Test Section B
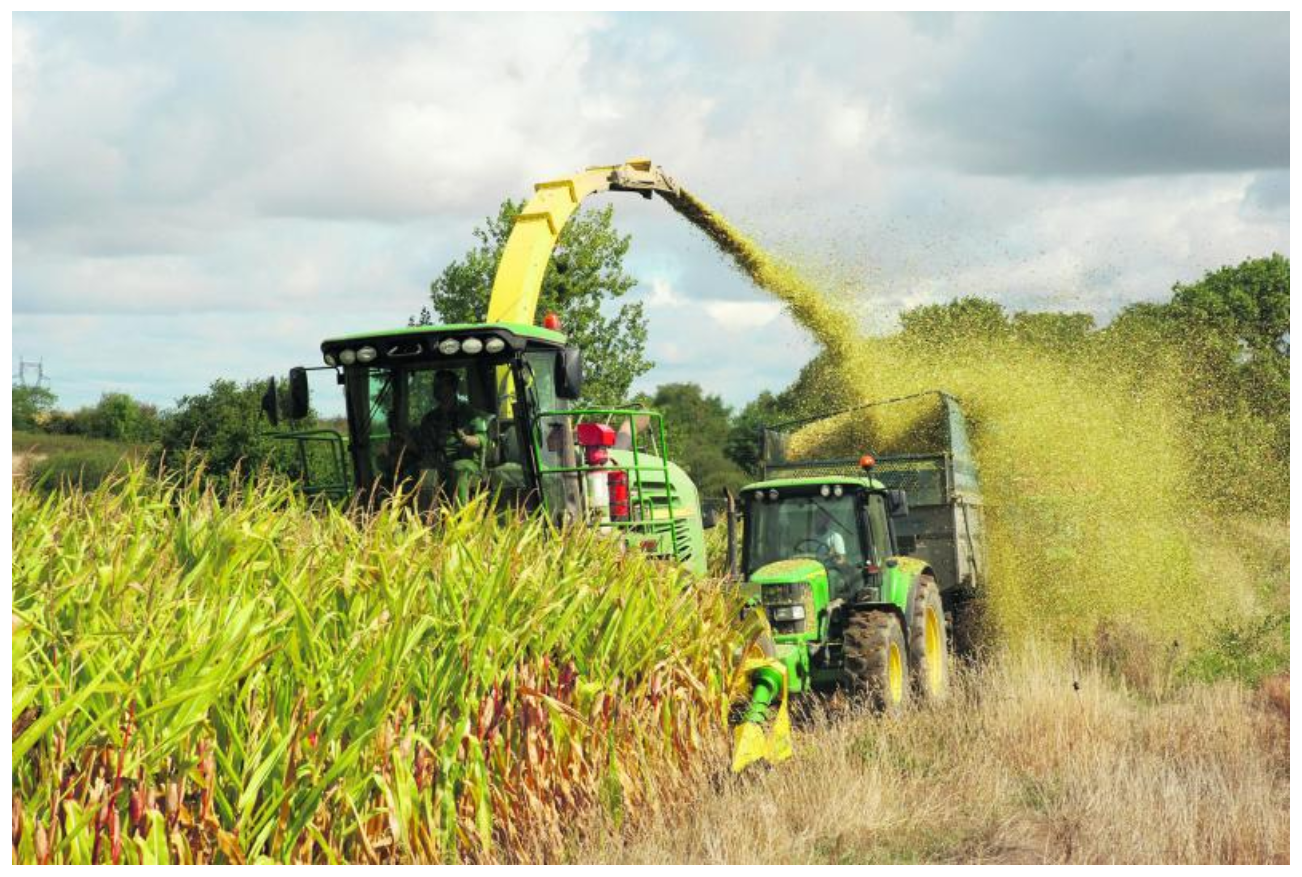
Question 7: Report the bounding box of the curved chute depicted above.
[485,159,680,326]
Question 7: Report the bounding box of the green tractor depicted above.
[264,319,709,576]
[729,392,986,756]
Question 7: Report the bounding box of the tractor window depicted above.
[866,494,891,564]
[523,350,581,521]
[352,359,531,501]
[745,493,866,575]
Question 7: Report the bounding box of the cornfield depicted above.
[11,466,747,863]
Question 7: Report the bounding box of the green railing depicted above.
[267,429,352,499]
[531,408,685,563]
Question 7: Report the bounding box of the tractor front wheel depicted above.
[843,610,909,715]
[908,576,949,701]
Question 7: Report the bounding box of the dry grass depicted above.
[573,648,1290,864]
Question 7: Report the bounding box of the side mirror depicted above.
[556,347,584,400]
[260,377,280,426]
[287,367,310,421]
[886,488,909,518]
[701,505,719,529]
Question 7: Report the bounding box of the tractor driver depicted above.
[814,513,854,589]
[403,369,489,504]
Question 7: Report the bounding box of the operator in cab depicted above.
[814,513,855,589]
[400,369,489,504]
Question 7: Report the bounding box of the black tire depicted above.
[843,610,909,714]
[908,575,949,701]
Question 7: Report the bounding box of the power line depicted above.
[14,356,51,389]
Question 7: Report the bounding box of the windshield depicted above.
[744,492,865,575]
[345,356,532,505]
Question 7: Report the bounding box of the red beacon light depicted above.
[576,422,616,465]
[542,312,562,331]
[859,454,876,471]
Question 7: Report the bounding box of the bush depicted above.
[12,383,56,431]
[156,378,310,479]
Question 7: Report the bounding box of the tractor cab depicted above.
[739,476,902,646]
[319,322,582,511]
[264,320,709,574]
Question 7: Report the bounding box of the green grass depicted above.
[13,430,146,492]
[12,466,745,863]
[12,429,141,458]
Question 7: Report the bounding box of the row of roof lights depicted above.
[324,336,506,367]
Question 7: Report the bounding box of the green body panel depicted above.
[322,321,567,347]
[880,555,930,614]
[606,448,708,577]
[749,558,829,694]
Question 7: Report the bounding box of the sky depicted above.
[11,11,1290,414]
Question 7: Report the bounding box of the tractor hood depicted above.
[749,557,827,587]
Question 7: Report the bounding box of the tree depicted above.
[157,379,312,479]
[635,382,748,497]
[13,384,57,431]
[84,392,161,443]
[725,390,789,477]
[1010,311,1096,352]
[899,296,1010,347]
[425,200,652,405]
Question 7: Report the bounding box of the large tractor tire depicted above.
[843,610,909,715]
[907,575,949,701]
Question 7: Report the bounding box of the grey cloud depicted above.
[1243,170,1290,215]
[901,13,1288,177]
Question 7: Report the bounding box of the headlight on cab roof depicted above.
[339,349,357,365]
[461,337,484,354]
[484,337,506,354]
[437,338,461,355]
[323,353,337,367]
[357,346,377,363]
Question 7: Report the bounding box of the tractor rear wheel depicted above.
[843,610,909,714]
[908,576,949,701]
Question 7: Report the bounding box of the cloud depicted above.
[899,13,1289,177]
[10,12,1290,411]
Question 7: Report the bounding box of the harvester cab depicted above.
[728,391,987,769]
[261,160,709,576]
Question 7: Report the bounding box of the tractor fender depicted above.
[880,556,933,622]
[849,601,907,628]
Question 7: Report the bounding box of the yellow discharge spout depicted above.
[486,159,680,326]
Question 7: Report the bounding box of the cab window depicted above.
[866,493,891,563]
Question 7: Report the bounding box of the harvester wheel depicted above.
[843,610,908,714]
[908,576,948,701]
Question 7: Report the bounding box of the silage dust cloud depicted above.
[669,187,1244,649]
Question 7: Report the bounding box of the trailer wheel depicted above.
[843,610,908,714]
[908,576,949,701]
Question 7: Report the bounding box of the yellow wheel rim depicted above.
[887,641,904,704]
[925,606,944,693]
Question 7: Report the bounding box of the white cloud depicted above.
[10,12,1290,410]
[702,300,783,331]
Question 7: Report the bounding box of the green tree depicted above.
[157,379,312,479]
[425,200,652,405]
[84,392,161,443]
[1169,254,1289,420]
[13,384,57,431]
[1011,311,1096,352]
[635,382,748,497]
[725,390,789,477]
[899,296,1010,347]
